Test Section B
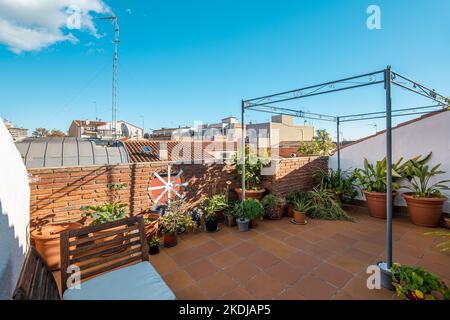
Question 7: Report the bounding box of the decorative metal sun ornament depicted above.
[148,165,188,206]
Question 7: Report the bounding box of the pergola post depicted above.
[241,100,246,204]
[384,66,393,269]
[336,117,341,172]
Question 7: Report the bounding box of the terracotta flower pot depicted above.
[266,205,284,220]
[445,218,450,229]
[364,191,397,219]
[293,210,306,224]
[94,225,128,257]
[250,218,259,228]
[164,233,178,247]
[403,193,447,227]
[235,188,265,201]
[286,204,295,218]
[31,222,83,270]
[215,210,225,223]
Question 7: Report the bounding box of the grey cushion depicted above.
[62,261,176,300]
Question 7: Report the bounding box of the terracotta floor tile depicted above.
[293,275,338,300]
[148,252,180,275]
[341,276,395,300]
[175,284,209,300]
[225,259,262,283]
[172,247,204,267]
[265,261,306,286]
[212,233,242,248]
[194,241,223,256]
[264,228,293,241]
[275,288,308,300]
[312,263,353,288]
[328,254,367,274]
[183,258,219,281]
[299,242,336,261]
[285,251,322,271]
[267,242,298,258]
[230,242,260,258]
[244,273,285,300]
[163,269,195,292]
[247,250,281,269]
[222,286,256,300]
[197,271,239,299]
[207,249,241,269]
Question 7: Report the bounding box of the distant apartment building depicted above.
[150,126,192,140]
[3,119,28,141]
[68,120,143,140]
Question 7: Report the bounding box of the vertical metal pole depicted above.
[241,100,246,204]
[336,117,341,172]
[385,66,393,269]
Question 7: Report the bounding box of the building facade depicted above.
[68,120,143,140]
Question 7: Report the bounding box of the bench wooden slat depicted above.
[69,232,140,255]
[78,247,143,272]
[68,225,139,246]
[80,255,144,281]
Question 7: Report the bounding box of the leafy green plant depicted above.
[307,186,354,221]
[159,201,197,235]
[203,194,228,220]
[286,191,310,205]
[232,145,269,190]
[403,153,450,198]
[292,197,313,213]
[391,264,450,300]
[232,199,265,221]
[313,168,357,202]
[81,183,128,225]
[353,157,406,193]
[261,194,286,210]
[299,129,335,156]
[149,236,160,247]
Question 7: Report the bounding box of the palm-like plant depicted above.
[292,197,313,213]
[403,153,450,198]
[313,168,357,202]
[353,157,406,193]
[203,194,228,220]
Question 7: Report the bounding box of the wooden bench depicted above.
[14,216,175,300]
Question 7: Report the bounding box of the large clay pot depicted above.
[364,191,397,219]
[286,204,295,218]
[164,233,178,247]
[403,193,447,227]
[94,225,128,257]
[235,188,265,201]
[31,222,83,270]
[266,205,284,220]
[293,210,306,224]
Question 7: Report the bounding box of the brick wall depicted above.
[29,157,328,229]
[262,156,328,196]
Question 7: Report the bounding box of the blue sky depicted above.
[0,0,449,140]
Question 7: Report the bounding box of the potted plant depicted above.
[204,194,228,224]
[291,197,313,224]
[391,264,450,300]
[402,153,450,227]
[231,202,250,232]
[223,206,237,227]
[353,157,405,219]
[245,199,265,228]
[148,236,160,255]
[286,191,309,218]
[159,201,197,247]
[203,210,219,233]
[445,214,450,229]
[313,168,358,204]
[232,145,268,200]
[307,186,354,221]
[30,222,83,270]
[261,194,286,220]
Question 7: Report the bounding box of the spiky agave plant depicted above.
[307,186,354,221]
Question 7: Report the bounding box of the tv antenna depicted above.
[99,15,119,142]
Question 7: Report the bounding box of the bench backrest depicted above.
[13,247,60,300]
[60,215,149,292]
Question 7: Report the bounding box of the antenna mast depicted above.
[100,15,120,142]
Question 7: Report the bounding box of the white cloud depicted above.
[0,0,111,54]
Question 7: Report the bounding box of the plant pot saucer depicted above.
[290,219,308,225]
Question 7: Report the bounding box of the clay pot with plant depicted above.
[291,197,313,224]
[353,157,406,219]
[401,153,450,227]
[203,194,228,228]
[159,201,197,247]
[31,222,83,270]
[261,195,286,220]
[148,236,160,255]
[232,145,268,200]
[286,192,308,218]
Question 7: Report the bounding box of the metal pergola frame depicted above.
[240,66,449,270]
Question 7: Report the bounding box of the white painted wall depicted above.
[330,111,450,213]
[0,117,30,299]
